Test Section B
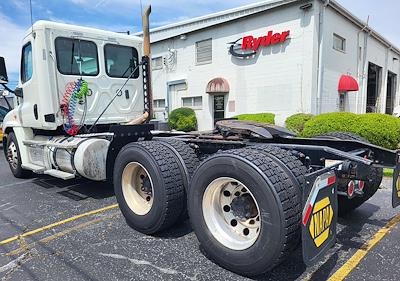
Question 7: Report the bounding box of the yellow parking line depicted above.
[0,204,118,246]
[328,214,400,281]
[6,213,117,257]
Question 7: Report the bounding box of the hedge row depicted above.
[297,112,400,149]
[285,113,314,135]
[168,107,197,132]
[235,113,275,124]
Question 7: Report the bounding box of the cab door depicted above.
[17,39,42,128]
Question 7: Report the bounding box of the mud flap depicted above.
[302,170,338,266]
[392,152,400,208]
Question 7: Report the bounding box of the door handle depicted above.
[33,104,38,120]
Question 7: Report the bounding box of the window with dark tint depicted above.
[55,37,99,76]
[0,106,9,122]
[21,43,33,83]
[104,44,139,78]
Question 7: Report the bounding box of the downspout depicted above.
[356,16,369,114]
[316,0,329,114]
[360,30,371,113]
[380,47,390,113]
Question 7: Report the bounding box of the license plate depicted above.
[302,171,338,266]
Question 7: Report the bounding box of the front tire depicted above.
[113,141,185,234]
[6,132,32,178]
[188,148,301,276]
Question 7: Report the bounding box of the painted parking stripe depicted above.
[0,179,36,189]
[328,214,400,281]
[0,204,118,246]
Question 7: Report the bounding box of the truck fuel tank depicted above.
[47,137,110,181]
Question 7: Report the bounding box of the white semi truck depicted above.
[1,6,400,277]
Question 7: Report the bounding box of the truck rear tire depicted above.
[315,132,383,216]
[155,138,200,219]
[187,148,301,276]
[113,141,185,234]
[6,132,32,178]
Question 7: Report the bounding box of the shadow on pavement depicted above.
[31,176,115,201]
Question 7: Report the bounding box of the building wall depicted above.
[151,2,318,130]
[151,1,400,130]
[320,5,400,114]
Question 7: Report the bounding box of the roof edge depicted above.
[134,0,302,38]
[327,0,400,55]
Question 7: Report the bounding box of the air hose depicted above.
[60,79,90,136]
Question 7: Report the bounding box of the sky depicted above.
[0,0,398,88]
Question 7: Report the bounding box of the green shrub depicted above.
[285,113,314,134]
[355,113,400,149]
[301,112,400,149]
[168,107,197,132]
[301,112,358,137]
[235,113,275,124]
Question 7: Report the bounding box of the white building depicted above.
[140,0,400,130]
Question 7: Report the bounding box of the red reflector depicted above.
[303,204,313,226]
[327,175,336,186]
[347,181,355,197]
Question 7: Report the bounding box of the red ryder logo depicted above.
[242,30,290,51]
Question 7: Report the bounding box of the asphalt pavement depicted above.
[0,143,399,281]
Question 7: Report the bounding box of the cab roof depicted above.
[26,20,142,43]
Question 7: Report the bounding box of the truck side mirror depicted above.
[14,87,23,98]
[0,57,9,85]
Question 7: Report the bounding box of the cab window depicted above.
[21,43,33,83]
[104,44,139,79]
[55,37,99,76]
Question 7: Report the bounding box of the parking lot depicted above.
[0,143,399,281]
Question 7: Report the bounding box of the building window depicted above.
[152,56,163,70]
[104,44,139,78]
[55,37,99,76]
[196,38,212,64]
[182,96,202,108]
[21,42,33,83]
[154,99,166,110]
[333,34,346,52]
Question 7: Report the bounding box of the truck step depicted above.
[23,140,78,149]
[21,163,46,173]
[44,169,75,180]
[23,140,47,147]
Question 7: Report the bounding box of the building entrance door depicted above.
[366,63,382,113]
[386,72,397,115]
[213,95,225,124]
[168,82,187,113]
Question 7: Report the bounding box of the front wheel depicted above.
[6,132,32,178]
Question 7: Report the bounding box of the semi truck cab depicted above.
[4,21,145,132]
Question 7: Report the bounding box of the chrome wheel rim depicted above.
[202,177,261,250]
[122,162,154,216]
[7,142,18,170]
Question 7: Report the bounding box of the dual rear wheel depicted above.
[114,142,305,276]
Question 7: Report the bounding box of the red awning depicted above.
[338,75,359,92]
[206,77,230,94]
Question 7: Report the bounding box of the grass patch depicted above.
[383,168,393,177]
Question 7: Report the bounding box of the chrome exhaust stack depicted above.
[142,5,153,122]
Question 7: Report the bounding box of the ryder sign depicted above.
[229,30,290,58]
[242,30,290,51]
